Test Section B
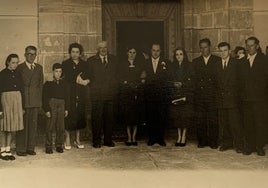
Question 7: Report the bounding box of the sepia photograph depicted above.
[0,0,268,187]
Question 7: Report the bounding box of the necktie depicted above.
[103,57,107,66]
[223,61,227,70]
[31,64,34,70]
[153,60,157,73]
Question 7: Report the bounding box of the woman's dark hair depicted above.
[173,47,189,63]
[5,53,19,67]
[68,43,83,54]
[234,46,246,55]
[125,45,145,64]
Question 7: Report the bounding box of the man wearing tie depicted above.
[238,37,268,156]
[193,38,221,149]
[216,42,243,153]
[144,43,170,146]
[87,41,118,148]
[16,45,44,156]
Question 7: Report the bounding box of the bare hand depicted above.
[45,112,51,118]
[64,110,68,117]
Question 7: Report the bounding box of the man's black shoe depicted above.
[158,141,166,146]
[16,151,27,156]
[93,143,101,148]
[219,146,230,151]
[236,148,243,153]
[243,149,252,155]
[45,148,53,154]
[257,148,265,156]
[26,150,36,155]
[210,145,218,149]
[147,140,155,146]
[56,147,63,153]
[104,142,115,147]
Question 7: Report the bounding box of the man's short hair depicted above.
[52,63,62,71]
[245,36,260,45]
[25,45,37,52]
[199,38,211,46]
[151,42,161,49]
[218,42,231,50]
[68,43,83,54]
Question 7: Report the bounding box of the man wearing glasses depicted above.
[16,45,44,156]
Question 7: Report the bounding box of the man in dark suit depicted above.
[193,38,221,149]
[238,37,268,156]
[16,45,44,156]
[87,41,118,148]
[216,42,243,153]
[144,43,170,146]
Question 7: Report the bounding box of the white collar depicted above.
[151,57,160,62]
[247,52,257,60]
[25,61,35,69]
[222,56,230,64]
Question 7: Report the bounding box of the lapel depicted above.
[222,58,233,86]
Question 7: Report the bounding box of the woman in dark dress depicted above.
[169,47,195,147]
[119,47,145,146]
[62,43,90,150]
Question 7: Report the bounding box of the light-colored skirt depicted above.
[0,91,24,132]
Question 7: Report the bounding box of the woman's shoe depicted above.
[0,152,9,161]
[64,144,72,150]
[179,142,186,147]
[175,142,180,147]
[125,141,132,146]
[132,142,138,146]
[74,141,84,149]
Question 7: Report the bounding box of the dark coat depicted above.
[17,62,44,108]
[237,53,268,102]
[143,57,171,103]
[193,55,221,103]
[87,53,118,101]
[215,57,240,109]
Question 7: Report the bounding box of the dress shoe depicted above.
[45,148,53,154]
[210,145,218,149]
[16,151,27,156]
[125,141,132,146]
[175,142,180,147]
[198,144,205,148]
[158,141,166,146]
[74,141,84,149]
[64,144,72,150]
[236,148,243,153]
[257,148,265,156]
[27,150,36,155]
[8,155,16,160]
[56,147,64,153]
[180,143,186,147]
[0,152,10,160]
[219,146,230,152]
[104,142,115,147]
[243,149,252,155]
[131,142,138,146]
[93,143,101,148]
[147,140,155,146]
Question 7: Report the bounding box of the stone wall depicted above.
[39,0,102,81]
[182,0,254,60]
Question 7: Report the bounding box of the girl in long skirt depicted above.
[0,54,24,160]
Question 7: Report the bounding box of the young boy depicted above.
[43,63,70,154]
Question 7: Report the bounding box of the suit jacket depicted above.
[17,62,44,108]
[87,53,118,101]
[215,57,239,109]
[143,57,170,102]
[238,53,268,102]
[193,55,221,103]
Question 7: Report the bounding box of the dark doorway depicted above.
[116,21,164,62]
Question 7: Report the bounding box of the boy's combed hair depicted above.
[218,42,231,49]
[52,63,62,71]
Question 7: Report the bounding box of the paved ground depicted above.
[1,140,268,187]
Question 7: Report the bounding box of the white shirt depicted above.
[203,55,211,65]
[26,61,35,70]
[152,57,160,73]
[247,53,257,67]
[99,55,108,64]
[222,56,230,69]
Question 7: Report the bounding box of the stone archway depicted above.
[102,0,182,60]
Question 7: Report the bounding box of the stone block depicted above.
[184,14,193,28]
[43,54,64,73]
[79,35,102,53]
[229,10,253,29]
[200,13,213,28]
[64,0,89,5]
[88,7,102,33]
[63,35,78,52]
[183,29,193,52]
[230,0,252,8]
[220,30,230,44]
[63,5,89,13]
[253,13,268,50]
[0,0,37,15]
[209,0,227,10]
[39,14,64,33]
[183,0,193,14]
[193,14,199,28]
[214,12,229,28]
[39,35,64,53]
[39,5,63,13]
[228,30,254,48]
[64,14,88,33]
[192,29,220,51]
[193,0,207,13]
